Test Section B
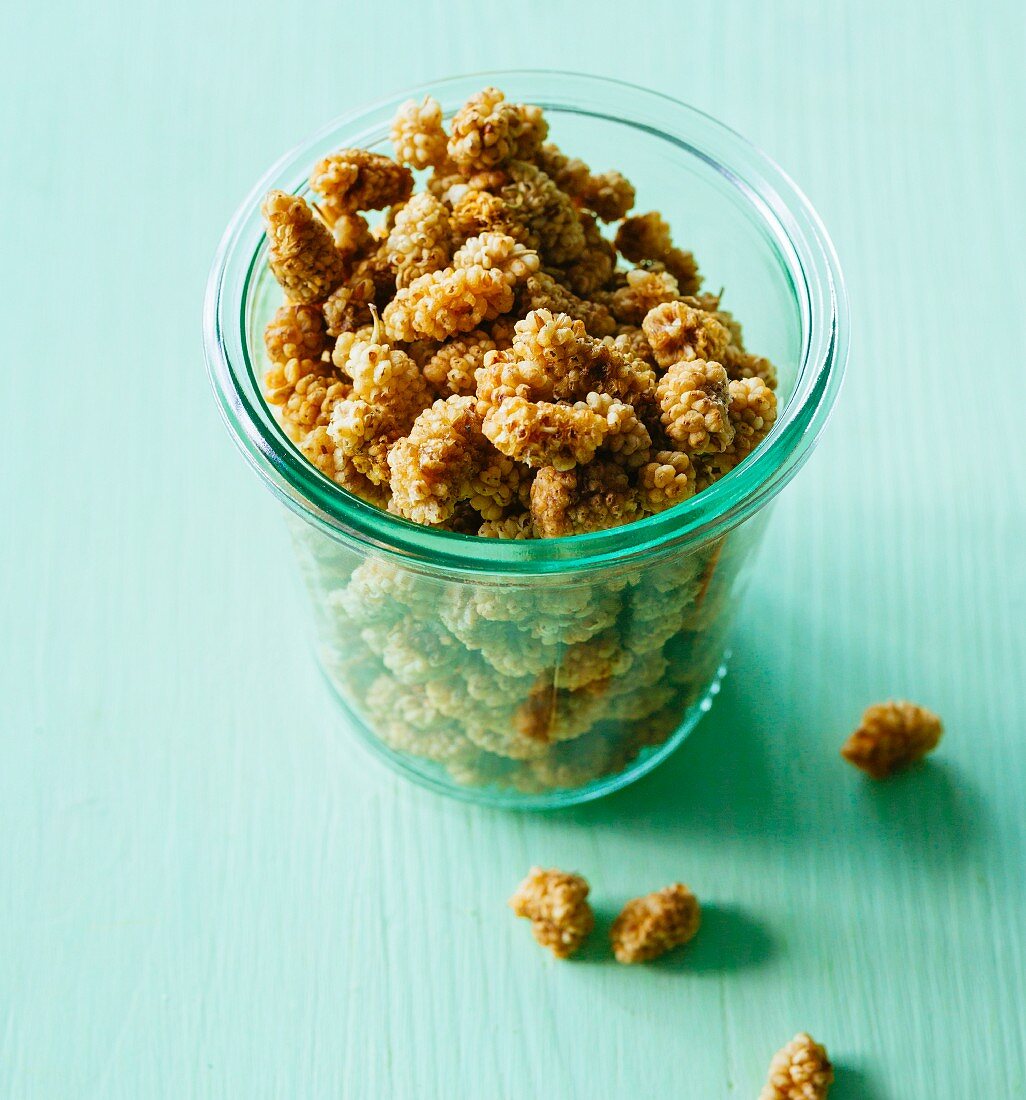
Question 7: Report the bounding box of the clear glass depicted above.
[204,71,848,808]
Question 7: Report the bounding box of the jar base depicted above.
[315,652,731,810]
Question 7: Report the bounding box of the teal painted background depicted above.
[3,1,1025,1096]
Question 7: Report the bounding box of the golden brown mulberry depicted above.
[387,396,486,525]
[448,87,528,173]
[422,330,497,395]
[533,142,591,197]
[329,213,374,260]
[841,700,943,779]
[711,376,778,473]
[327,333,432,484]
[579,169,635,222]
[278,366,348,434]
[325,397,400,485]
[725,347,779,390]
[330,325,375,372]
[478,511,535,539]
[385,191,453,287]
[616,212,701,296]
[610,883,701,963]
[558,213,617,297]
[487,309,655,408]
[642,300,731,369]
[509,867,594,959]
[580,392,652,467]
[465,452,525,519]
[474,346,549,411]
[309,150,413,221]
[638,451,696,512]
[382,232,538,343]
[602,326,656,368]
[425,163,468,205]
[299,426,390,507]
[383,264,512,342]
[499,161,585,264]
[323,248,396,336]
[657,359,734,454]
[520,273,617,338]
[261,190,346,304]
[264,355,329,409]
[390,95,449,170]
[453,231,540,281]
[530,462,642,537]
[603,266,681,326]
[264,303,327,364]
[759,1033,834,1100]
[483,396,608,470]
[450,189,528,244]
[338,324,429,402]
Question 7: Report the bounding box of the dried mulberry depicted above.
[478,511,535,539]
[323,248,395,336]
[447,87,528,173]
[422,330,497,396]
[638,451,696,512]
[509,867,594,958]
[299,426,390,507]
[453,231,540,281]
[579,169,635,222]
[386,191,453,287]
[483,396,608,470]
[533,142,591,197]
[262,190,345,304]
[390,95,449,170]
[841,700,943,778]
[309,150,413,221]
[387,396,487,525]
[656,359,734,454]
[329,213,374,261]
[642,300,731,368]
[264,303,327,364]
[530,462,642,537]
[602,326,656,368]
[580,392,652,467]
[711,376,778,473]
[558,213,617,297]
[610,883,701,963]
[499,160,585,264]
[383,263,513,342]
[616,212,701,296]
[327,333,431,484]
[725,347,779,390]
[450,189,527,245]
[759,1033,834,1100]
[520,272,616,338]
[383,233,538,342]
[603,266,681,327]
[465,452,525,519]
[515,103,549,159]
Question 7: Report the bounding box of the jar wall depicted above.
[289,511,769,806]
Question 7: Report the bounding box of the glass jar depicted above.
[203,72,848,808]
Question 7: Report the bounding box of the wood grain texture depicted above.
[2,0,1024,1095]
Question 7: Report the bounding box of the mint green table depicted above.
[3,2,1024,1096]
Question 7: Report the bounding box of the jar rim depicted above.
[204,70,848,577]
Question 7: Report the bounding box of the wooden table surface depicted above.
[3,1,1025,1095]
